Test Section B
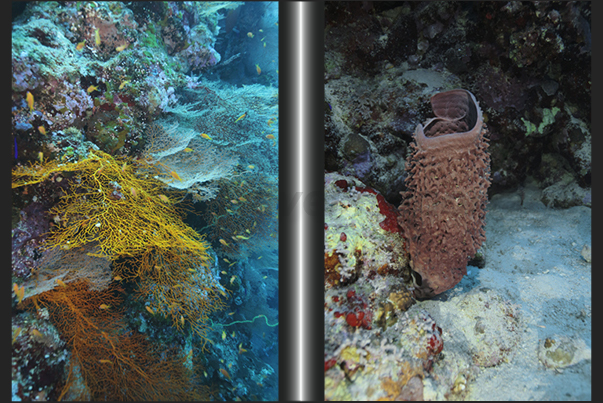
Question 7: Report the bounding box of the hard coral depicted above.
[399,89,491,298]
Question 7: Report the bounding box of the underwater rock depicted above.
[398,89,490,298]
[538,335,591,370]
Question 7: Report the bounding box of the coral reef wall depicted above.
[325,1,590,208]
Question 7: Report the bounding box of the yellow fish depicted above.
[158,194,170,203]
[13,284,25,304]
[183,147,193,152]
[130,187,137,197]
[38,152,43,163]
[197,133,210,140]
[234,113,246,123]
[12,327,21,344]
[257,256,263,260]
[99,304,111,310]
[145,306,155,315]
[247,32,254,38]
[180,315,185,326]
[222,330,226,340]
[221,270,227,275]
[220,368,231,381]
[230,275,237,285]
[170,170,182,181]
[56,278,67,288]
[238,343,248,354]
[255,64,261,75]
[38,126,46,135]
[32,329,44,339]
[219,239,229,247]
[188,268,196,273]
[231,331,235,338]
[99,359,113,364]
[263,42,266,48]
[266,134,275,140]
[115,43,128,52]
[230,199,238,204]
[238,196,247,202]
[235,235,250,240]
[119,80,129,90]
[26,91,34,112]
[94,28,101,46]
[114,275,123,281]
[247,165,255,170]
[228,311,235,316]
[229,262,236,267]
[87,85,98,94]
[76,40,86,51]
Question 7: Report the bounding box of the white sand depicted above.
[415,178,591,400]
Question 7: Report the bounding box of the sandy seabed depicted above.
[416,179,591,400]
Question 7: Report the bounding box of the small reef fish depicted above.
[230,199,238,204]
[119,80,129,90]
[12,327,21,344]
[220,368,231,381]
[200,133,212,140]
[114,275,123,281]
[31,329,44,339]
[247,165,255,170]
[234,113,246,123]
[255,64,261,75]
[38,126,46,135]
[87,85,98,94]
[221,271,227,275]
[235,235,250,240]
[158,194,170,203]
[238,196,247,202]
[145,306,155,315]
[130,187,137,197]
[231,331,235,338]
[94,28,101,46]
[38,152,44,163]
[170,170,182,181]
[183,147,193,152]
[56,278,67,288]
[266,134,275,140]
[263,42,266,48]
[13,283,25,304]
[247,32,254,38]
[230,275,237,285]
[219,239,229,247]
[26,91,34,112]
[76,40,86,51]
[115,43,129,52]
[222,330,226,340]
[180,315,185,326]
[99,359,113,365]
[238,343,248,354]
[99,304,111,310]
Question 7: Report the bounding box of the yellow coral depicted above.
[12,150,225,342]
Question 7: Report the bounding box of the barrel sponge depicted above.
[398,89,491,298]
